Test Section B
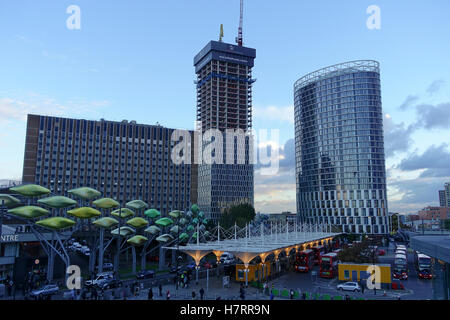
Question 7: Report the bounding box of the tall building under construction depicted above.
[194,39,256,221]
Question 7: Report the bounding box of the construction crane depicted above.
[235,0,244,46]
[219,24,224,42]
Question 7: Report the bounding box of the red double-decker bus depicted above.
[294,249,315,272]
[319,252,338,278]
[312,245,325,265]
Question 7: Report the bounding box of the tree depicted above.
[219,203,255,229]
[337,238,378,264]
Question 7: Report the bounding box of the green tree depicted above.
[219,203,256,229]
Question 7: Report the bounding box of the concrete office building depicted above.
[194,41,255,221]
[22,114,197,212]
[294,60,389,234]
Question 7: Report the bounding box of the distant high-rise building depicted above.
[439,189,447,207]
[444,183,450,207]
[294,60,389,234]
[194,41,255,221]
[22,114,197,211]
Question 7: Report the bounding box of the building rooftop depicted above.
[410,235,450,263]
[294,60,380,91]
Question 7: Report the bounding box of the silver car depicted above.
[337,282,361,292]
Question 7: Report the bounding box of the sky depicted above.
[0,0,449,214]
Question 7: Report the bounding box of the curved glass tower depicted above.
[294,60,389,235]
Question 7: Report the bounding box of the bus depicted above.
[294,249,315,273]
[414,252,432,279]
[393,254,408,280]
[319,252,338,278]
[312,246,325,265]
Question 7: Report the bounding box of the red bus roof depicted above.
[300,249,314,254]
[321,252,337,258]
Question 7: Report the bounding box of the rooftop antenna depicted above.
[235,0,243,46]
[219,24,224,42]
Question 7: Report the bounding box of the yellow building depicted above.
[338,263,392,288]
[235,263,272,282]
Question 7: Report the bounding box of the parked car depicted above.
[391,279,405,290]
[377,249,386,256]
[336,282,361,292]
[136,270,155,280]
[85,272,114,287]
[95,278,122,290]
[29,284,59,299]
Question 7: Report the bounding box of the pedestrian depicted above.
[361,283,365,294]
[166,290,171,300]
[270,291,274,300]
[192,291,196,300]
[289,289,294,300]
[199,287,205,300]
[374,287,377,295]
[158,283,163,297]
[148,287,153,300]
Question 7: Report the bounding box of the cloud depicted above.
[383,114,416,158]
[388,176,448,213]
[0,94,111,125]
[253,105,294,124]
[415,102,450,130]
[254,138,296,213]
[397,144,450,178]
[399,95,419,111]
[427,79,445,95]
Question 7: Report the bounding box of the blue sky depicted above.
[1,0,450,214]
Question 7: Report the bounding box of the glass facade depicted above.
[294,60,389,234]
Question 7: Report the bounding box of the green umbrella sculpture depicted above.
[10,184,50,197]
[111,226,135,237]
[0,194,21,208]
[36,217,76,230]
[126,200,148,211]
[186,225,194,233]
[93,217,119,229]
[179,232,189,242]
[198,211,205,219]
[7,206,49,219]
[144,225,161,235]
[190,204,199,215]
[170,225,180,235]
[144,208,160,219]
[178,217,188,226]
[155,217,173,227]
[93,198,119,209]
[111,208,135,219]
[192,218,199,225]
[38,196,77,209]
[127,235,148,246]
[68,187,101,200]
[67,207,101,219]
[156,234,174,243]
[169,210,182,219]
[126,217,149,229]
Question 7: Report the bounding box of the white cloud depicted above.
[253,105,294,124]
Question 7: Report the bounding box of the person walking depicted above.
[148,287,153,300]
[199,288,205,300]
[191,290,196,300]
[270,291,274,300]
[166,290,171,300]
[374,287,377,295]
[158,283,163,297]
[289,289,294,300]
